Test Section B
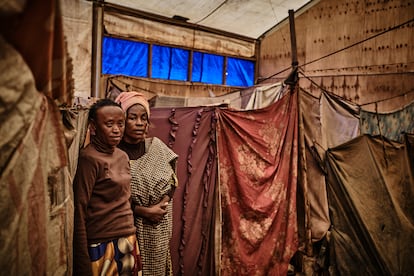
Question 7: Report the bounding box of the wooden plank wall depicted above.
[101,74,237,98]
[258,0,414,112]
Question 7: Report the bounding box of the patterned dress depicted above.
[129,137,178,276]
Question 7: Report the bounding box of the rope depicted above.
[299,70,414,107]
[258,17,414,83]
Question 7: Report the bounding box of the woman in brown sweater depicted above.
[73,99,142,275]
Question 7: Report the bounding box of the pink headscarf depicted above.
[115,91,150,117]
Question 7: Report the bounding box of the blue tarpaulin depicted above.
[192,52,223,85]
[102,36,254,87]
[152,45,189,81]
[102,37,148,77]
[227,57,254,86]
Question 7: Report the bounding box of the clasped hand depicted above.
[144,201,168,224]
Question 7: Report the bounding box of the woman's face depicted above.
[123,104,149,143]
[92,105,125,147]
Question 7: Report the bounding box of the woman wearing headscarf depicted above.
[116,91,178,276]
[72,98,142,276]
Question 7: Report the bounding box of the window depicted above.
[102,36,254,87]
[192,52,224,85]
[102,37,148,77]
[226,57,254,87]
[152,45,189,81]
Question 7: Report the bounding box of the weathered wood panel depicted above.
[104,12,255,58]
[102,75,237,98]
[259,0,414,112]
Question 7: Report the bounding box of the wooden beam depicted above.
[92,1,104,98]
[288,9,298,68]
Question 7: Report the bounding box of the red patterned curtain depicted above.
[216,90,298,275]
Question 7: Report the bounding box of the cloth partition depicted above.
[243,82,286,110]
[0,0,73,106]
[216,90,298,275]
[298,89,360,247]
[406,133,414,166]
[155,91,243,109]
[326,134,414,275]
[185,91,243,109]
[360,101,414,142]
[298,90,329,252]
[0,94,69,275]
[0,0,74,273]
[320,92,360,149]
[61,109,89,178]
[149,107,218,276]
[59,108,88,276]
[0,23,71,275]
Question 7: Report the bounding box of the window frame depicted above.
[102,35,255,87]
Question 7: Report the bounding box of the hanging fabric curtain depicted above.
[360,101,414,142]
[216,89,299,275]
[298,88,360,245]
[326,134,414,275]
[148,106,218,276]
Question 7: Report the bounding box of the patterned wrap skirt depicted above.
[88,234,142,276]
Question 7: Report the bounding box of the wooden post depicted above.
[285,10,299,88]
[288,9,298,68]
[289,9,313,261]
[91,1,104,98]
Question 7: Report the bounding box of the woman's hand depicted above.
[145,201,168,224]
[133,195,171,224]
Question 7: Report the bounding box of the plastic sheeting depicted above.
[104,11,256,58]
[152,45,189,81]
[61,0,92,99]
[104,0,311,39]
[192,52,224,84]
[226,57,254,87]
[102,36,254,86]
[102,37,149,77]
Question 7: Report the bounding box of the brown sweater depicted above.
[73,143,135,275]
